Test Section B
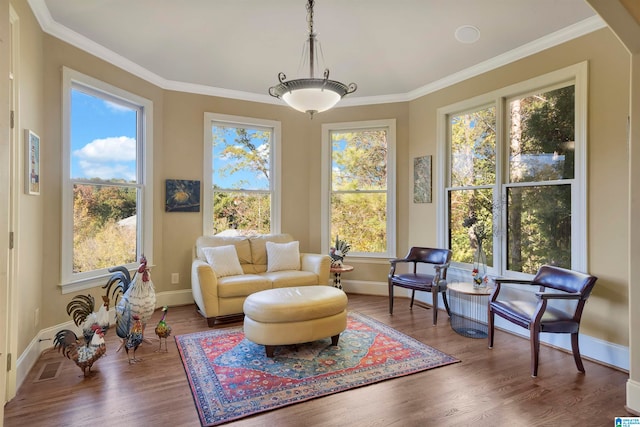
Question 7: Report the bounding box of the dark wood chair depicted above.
[488,265,598,377]
[388,247,452,325]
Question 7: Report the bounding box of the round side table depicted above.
[447,282,492,339]
[330,265,353,290]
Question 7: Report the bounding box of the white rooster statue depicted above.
[103,255,156,356]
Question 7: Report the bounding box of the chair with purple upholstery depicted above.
[488,265,597,377]
[388,247,452,325]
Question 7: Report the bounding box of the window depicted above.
[439,63,587,277]
[203,113,281,236]
[321,120,396,258]
[61,67,153,293]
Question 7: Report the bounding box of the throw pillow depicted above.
[202,245,243,278]
[266,241,301,272]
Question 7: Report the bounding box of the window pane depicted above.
[71,89,138,182]
[212,125,271,191]
[213,191,271,235]
[509,86,575,183]
[73,184,137,273]
[507,184,571,273]
[450,106,496,187]
[331,192,386,253]
[449,188,494,266]
[331,129,387,191]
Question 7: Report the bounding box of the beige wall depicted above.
[9,0,631,360]
[161,91,409,290]
[33,28,409,332]
[409,28,631,346]
[11,0,44,355]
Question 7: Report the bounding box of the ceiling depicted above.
[30,0,604,107]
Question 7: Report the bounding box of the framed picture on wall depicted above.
[25,129,41,195]
[413,155,432,203]
[165,179,201,212]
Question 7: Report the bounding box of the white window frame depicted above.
[437,62,588,278]
[61,67,154,293]
[321,119,397,259]
[203,113,281,236]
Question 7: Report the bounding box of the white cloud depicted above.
[73,136,136,180]
[78,160,136,181]
[104,100,134,113]
[73,136,136,162]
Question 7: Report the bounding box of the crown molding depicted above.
[406,15,607,101]
[28,0,606,107]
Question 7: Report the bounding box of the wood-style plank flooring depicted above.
[3,294,631,426]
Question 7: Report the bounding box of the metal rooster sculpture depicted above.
[124,314,144,364]
[53,294,110,377]
[154,306,172,352]
[103,255,156,361]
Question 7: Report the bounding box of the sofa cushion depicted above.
[217,274,271,298]
[249,234,293,266]
[196,235,252,264]
[266,241,300,272]
[202,245,243,278]
[261,270,319,288]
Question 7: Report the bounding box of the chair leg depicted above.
[432,287,439,325]
[571,332,585,373]
[388,282,394,314]
[530,325,541,377]
[488,309,494,349]
[410,290,416,309]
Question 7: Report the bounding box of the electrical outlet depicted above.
[34,308,39,328]
[171,273,179,284]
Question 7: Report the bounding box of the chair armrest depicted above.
[491,278,538,301]
[535,291,582,300]
[494,278,536,285]
[300,253,331,285]
[191,259,219,318]
[389,258,411,277]
[433,262,450,283]
[433,262,450,272]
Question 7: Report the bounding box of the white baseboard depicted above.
[627,379,640,414]
[344,279,629,372]
[16,283,629,392]
[16,289,194,391]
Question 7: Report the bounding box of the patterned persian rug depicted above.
[175,312,459,426]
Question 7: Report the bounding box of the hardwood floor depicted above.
[3,293,630,426]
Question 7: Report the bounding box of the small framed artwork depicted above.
[165,179,201,212]
[413,155,432,203]
[25,129,41,195]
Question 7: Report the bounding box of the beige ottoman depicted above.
[243,286,348,357]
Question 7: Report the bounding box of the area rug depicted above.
[175,312,459,426]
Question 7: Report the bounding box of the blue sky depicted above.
[211,126,270,190]
[71,89,137,181]
[71,89,272,188]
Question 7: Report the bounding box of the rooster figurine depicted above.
[329,235,351,267]
[53,294,110,377]
[154,306,172,352]
[103,255,156,358]
[124,315,144,364]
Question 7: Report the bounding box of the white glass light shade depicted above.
[282,87,342,114]
[267,0,357,116]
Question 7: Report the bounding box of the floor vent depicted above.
[33,361,62,383]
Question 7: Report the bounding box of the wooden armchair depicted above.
[388,247,452,325]
[488,265,598,377]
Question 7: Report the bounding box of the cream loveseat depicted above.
[191,233,332,326]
